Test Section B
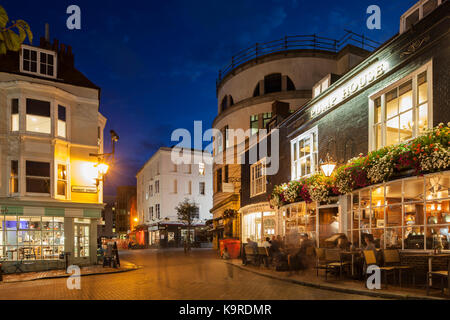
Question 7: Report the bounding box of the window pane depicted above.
[418,71,428,104]
[405,9,419,30]
[386,116,399,146]
[375,124,382,150]
[26,99,50,117]
[418,103,428,134]
[423,0,438,17]
[386,205,402,227]
[386,89,398,119]
[26,178,50,193]
[399,80,412,112]
[399,110,413,142]
[374,97,381,123]
[26,161,50,177]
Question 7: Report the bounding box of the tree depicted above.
[175,198,199,253]
[0,5,33,55]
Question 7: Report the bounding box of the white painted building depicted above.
[136,147,213,245]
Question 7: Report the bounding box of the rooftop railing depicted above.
[217,30,381,86]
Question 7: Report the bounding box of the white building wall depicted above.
[136,148,213,225]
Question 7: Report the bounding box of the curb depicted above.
[225,261,444,300]
[1,264,140,284]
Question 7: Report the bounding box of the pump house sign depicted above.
[310,61,389,118]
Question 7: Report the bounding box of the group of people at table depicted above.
[239,233,379,278]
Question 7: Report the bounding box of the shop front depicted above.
[240,204,279,244]
[0,204,100,272]
[345,171,450,251]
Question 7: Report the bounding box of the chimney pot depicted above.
[45,23,50,41]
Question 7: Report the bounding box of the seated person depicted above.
[336,236,350,251]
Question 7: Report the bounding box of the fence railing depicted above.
[217,30,381,85]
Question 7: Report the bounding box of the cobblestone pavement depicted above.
[0,249,380,300]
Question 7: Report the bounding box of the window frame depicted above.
[250,158,266,198]
[55,162,68,199]
[290,126,318,181]
[25,98,52,135]
[400,0,443,33]
[9,159,19,195]
[25,159,51,196]
[20,45,57,79]
[369,62,432,151]
[250,115,259,136]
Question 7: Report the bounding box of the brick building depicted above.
[239,0,450,257]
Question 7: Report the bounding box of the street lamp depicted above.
[320,153,337,177]
[90,130,119,187]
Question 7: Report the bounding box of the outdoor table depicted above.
[405,253,450,289]
[341,251,361,277]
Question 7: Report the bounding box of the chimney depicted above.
[45,23,50,42]
[52,39,59,52]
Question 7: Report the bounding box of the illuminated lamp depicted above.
[320,153,336,177]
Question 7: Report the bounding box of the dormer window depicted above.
[20,45,57,78]
[400,0,443,34]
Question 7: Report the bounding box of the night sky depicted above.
[4,0,418,195]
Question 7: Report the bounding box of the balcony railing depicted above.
[217,30,381,86]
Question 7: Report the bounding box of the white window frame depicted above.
[369,62,433,151]
[400,0,443,33]
[55,161,69,200]
[250,158,266,198]
[290,126,318,181]
[25,159,52,196]
[20,45,57,79]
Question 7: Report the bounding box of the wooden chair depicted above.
[314,247,327,277]
[324,249,350,280]
[244,246,258,266]
[383,249,415,287]
[363,250,396,288]
[426,259,449,296]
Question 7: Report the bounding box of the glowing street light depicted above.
[320,153,337,177]
[97,163,109,175]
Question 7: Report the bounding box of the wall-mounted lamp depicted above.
[90,130,119,188]
[320,153,337,177]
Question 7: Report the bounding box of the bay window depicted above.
[26,99,51,134]
[291,126,318,180]
[371,64,431,150]
[26,161,50,194]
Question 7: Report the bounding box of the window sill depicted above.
[250,192,266,198]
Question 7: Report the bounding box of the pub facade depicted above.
[240,0,450,251]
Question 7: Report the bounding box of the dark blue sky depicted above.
[4,0,417,195]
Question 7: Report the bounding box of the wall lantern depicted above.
[90,130,119,188]
[320,153,337,177]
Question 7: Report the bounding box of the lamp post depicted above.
[320,153,337,177]
[90,130,119,187]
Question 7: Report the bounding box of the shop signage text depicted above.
[71,185,97,193]
[310,61,389,118]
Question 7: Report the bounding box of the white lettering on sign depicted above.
[310,61,389,118]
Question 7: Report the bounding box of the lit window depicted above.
[250,159,266,197]
[10,160,18,194]
[11,99,19,132]
[57,164,67,197]
[26,161,50,194]
[216,132,223,154]
[223,125,229,149]
[26,99,51,134]
[291,126,318,180]
[262,113,272,129]
[198,162,205,175]
[250,115,259,136]
[21,46,56,78]
[371,66,430,150]
[57,105,66,138]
